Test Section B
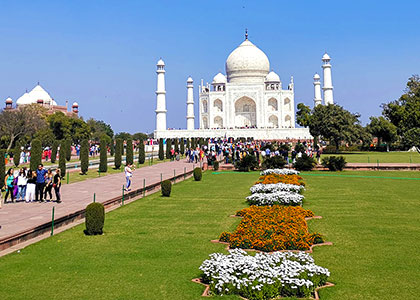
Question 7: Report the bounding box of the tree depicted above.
[174,138,179,153]
[48,111,91,143]
[296,103,312,128]
[115,132,132,141]
[33,128,55,147]
[158,138,164,160]
[132,132,148,141]
[12,143,21,167]
[110,139,115,156]
[138,139,145,164]
[65,139,72,161]
[166,138,172,159]
[126,138,133,165]
[58,141,66,177]
[80,139,89,174]
[114,138,123,169]
[99,137,108,173]
[30,139,42,170]
[367,116,397,151]
[51,140,59,163]
[382,75,420,148]
[0,150,5,189]
[180,138,185,155]
[310,104,361,150]
[87,118,114,142]
[186,138,190,150]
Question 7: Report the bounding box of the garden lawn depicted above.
[322,151,420,163]
[303,170,420,300]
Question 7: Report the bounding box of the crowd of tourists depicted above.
[2,164,62,206]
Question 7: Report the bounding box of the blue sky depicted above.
[1,0,419,134]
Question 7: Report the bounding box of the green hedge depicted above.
[166,139,171,159]
[30,139,42,170]
[158,138,164,160]
[138,139,145,164]
[80,139,89,174]
[193,167,202,181]
[115,138,122,169]
[180,138,185,155]
[161,179,172,197]
[65,139,71,161]
[126,138,133,165]
[84,202,105,235]
[99,137,108,173]
[58,141,66,177]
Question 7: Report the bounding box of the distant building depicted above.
[4,83,79,116]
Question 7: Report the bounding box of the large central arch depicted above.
[235,96,257,127]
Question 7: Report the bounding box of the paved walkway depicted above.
[0,159,198,241]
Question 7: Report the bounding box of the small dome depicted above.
[157,58,165,66]
[322,53,331,60]
[5,97,13,104]
[72,102,79,107]
[29,85,55,105]
[225,39,270,83]
[16,92,32,105]
[313,73,320,80]
[265,71,280,82]
[212,73,227,84]
[187,76,193,83]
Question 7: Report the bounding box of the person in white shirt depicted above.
[124,164,134,191]
[17,168,28,201]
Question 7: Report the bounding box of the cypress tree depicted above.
[13,143,21,167]
[114,138,122,169]
[80,139,89,175]
[126,138,133,165]
[174,138,179,153]
[58,141,66,178]
[180,138,185,155]
[158,138,164,160]
[99,137,108,173]
[138,139,145,164]
[65,139,72,161]
[186,138,190,150]
[30,139,42,170]
[166,138,171,159]
[0,150,5,190]
[110,139,115,156]
[51,140,58,163]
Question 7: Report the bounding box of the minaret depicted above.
[155,58,167,131]
[186,76,195,130]
[313,73,322,106]
[322,53,334,105]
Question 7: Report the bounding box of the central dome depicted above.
[225,39,270,83]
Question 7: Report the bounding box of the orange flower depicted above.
[256,174,305,186]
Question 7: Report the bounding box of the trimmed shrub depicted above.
[158,138,164,160]
[80,139,89,174]
[99,137,108,173]
[186,138,190,150]
[180,138,185,155]
[166,138,171,159]
[213,160,219,171]
[261,156,286,170]
[114,138,123,169]
[235,154,258,172]
[58,141,66,177]
[161,179,172,197]
[126,138,133,165]
[65,139,72,161]
[12,144,21,167]
[321,156,347,171]
[110,140,115,156]
[0,150,5,189]
[193,167,202,181]
[51,140,58,163]
[84,202,105,235]
[138,139,145,164]
[30,139,42,170]
[293,154,316,171]
[294,143,305,153]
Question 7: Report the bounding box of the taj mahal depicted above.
[154,32,334,140]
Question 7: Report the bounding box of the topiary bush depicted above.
[158,138,164,160]
[213,160,219,171]
[58,141,66,177]
[186,138,190,150]
[0,150,5,190]
[65,139,72,161]
[12,144,21,167]
[174,138,179,154]
[80,139,89,174]
[138,139,145,164]
[115,138,122,169]
[161,179,172,197]
[235,154,258,172]
[293,154,317,171]
[126,138,133,165]
[180,138,185,155]
[99,137,108,173]
[321,156,347,171]
[30,139,42,170]
[84,202,105,235]
[51,140,58,163]
[193,167,202,181]
[166,138,172,159]
[110,140,115,156]
[261,156,286,170]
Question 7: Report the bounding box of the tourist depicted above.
[17,168,28,202]
[4,168,15,203]
[124,163,134,191]
[44,169,54,201]
[53,169,62,203]
[25,170,36,202]
[35,164,48,202]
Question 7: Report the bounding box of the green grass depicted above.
[1,170,419,299]
[323,151,420,163]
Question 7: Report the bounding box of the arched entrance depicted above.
[268,115,278,128]
[234,96,256,127]
[214,116,223,128]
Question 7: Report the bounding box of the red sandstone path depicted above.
[0,159,197,241]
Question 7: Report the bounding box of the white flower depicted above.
[246,191,304,206]
[260,169,300,176]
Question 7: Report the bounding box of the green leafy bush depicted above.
[322,145,338,154]
[99,137,108,173]
[321,156,347,171]
[293,154,316,171]
[58,141,66,177]
[51,140,58,163]
[138,139,145,164]
[158,138,164,160]
[261,156,286,170]
[213,160,220,171]
[84,202,105,235]
[193,167,202,181]
[235,154,258,172]
[115,138,122,169]
[30,139,42,170]
[126,138,133,165]
[161,179,172,197]
[80,139,89,174]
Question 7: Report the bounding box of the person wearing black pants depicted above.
[53,169,62,203]
[35,164,47,202]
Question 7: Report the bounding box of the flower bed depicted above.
[199,248,330,299]
[250,183,304,194]
[246,191,304,206]
[260,168,300,176]
[219,206,323,251]
[256,174,305,186]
